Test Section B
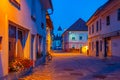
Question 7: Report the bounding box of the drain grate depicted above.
[93,74,107,79]
[64,68,74,71]
[70,72,83,76]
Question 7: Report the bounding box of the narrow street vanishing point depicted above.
[19,53,120,80]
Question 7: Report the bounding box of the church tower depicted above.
[57,26,62,37]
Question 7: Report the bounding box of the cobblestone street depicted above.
[19,53,120,80]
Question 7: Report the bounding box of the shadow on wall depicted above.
[0,52,3,78]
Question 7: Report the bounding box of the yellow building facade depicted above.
[0,0,53,78]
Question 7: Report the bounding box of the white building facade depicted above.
[63,19,88,53]
[0,0,53,78]
[87,0,120,58]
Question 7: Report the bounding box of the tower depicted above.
[57,26,62,37]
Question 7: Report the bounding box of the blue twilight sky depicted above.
[50,0,108,35]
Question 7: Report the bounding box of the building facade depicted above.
[52,26,63,50]
[46,14,54,53]
[0,0,53,78]
[87,0,120,58]
[62,18,88,53]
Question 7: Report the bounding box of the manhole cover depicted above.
[93,74,107,79]
[64,68,74,71]
[70,73,83,76]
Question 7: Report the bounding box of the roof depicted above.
[66,18,88,31]
[87,0,114,24]
[58,26,62,31]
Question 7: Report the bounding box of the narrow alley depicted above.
[19,53,120,80]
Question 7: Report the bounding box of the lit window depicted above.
[72,37,75,40]
[106,16,110,25]
[79,36,82,40]
[118,8,120,21]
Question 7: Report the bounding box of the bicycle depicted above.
[46,52,52,62]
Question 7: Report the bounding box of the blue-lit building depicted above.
[52,26,63,50]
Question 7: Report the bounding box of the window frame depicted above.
[72,37,75,41]
[9,0,20,9]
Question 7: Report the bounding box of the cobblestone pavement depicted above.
[19,54,120,80]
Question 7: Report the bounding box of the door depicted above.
[9,25,16,62]
[106,39,112,57]
[96,41,99,56]
[104,38,112,57]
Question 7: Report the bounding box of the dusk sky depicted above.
[50,0,108,34]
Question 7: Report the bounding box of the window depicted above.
[9,0,20,9]
[96,21,99,32]
[118,8,120,21]
[9,25,16,38]
[100,19,102,31]
[106,16,110,25]
[92,25,94,34]
[72,37,75,40]
[79,36,82,40]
